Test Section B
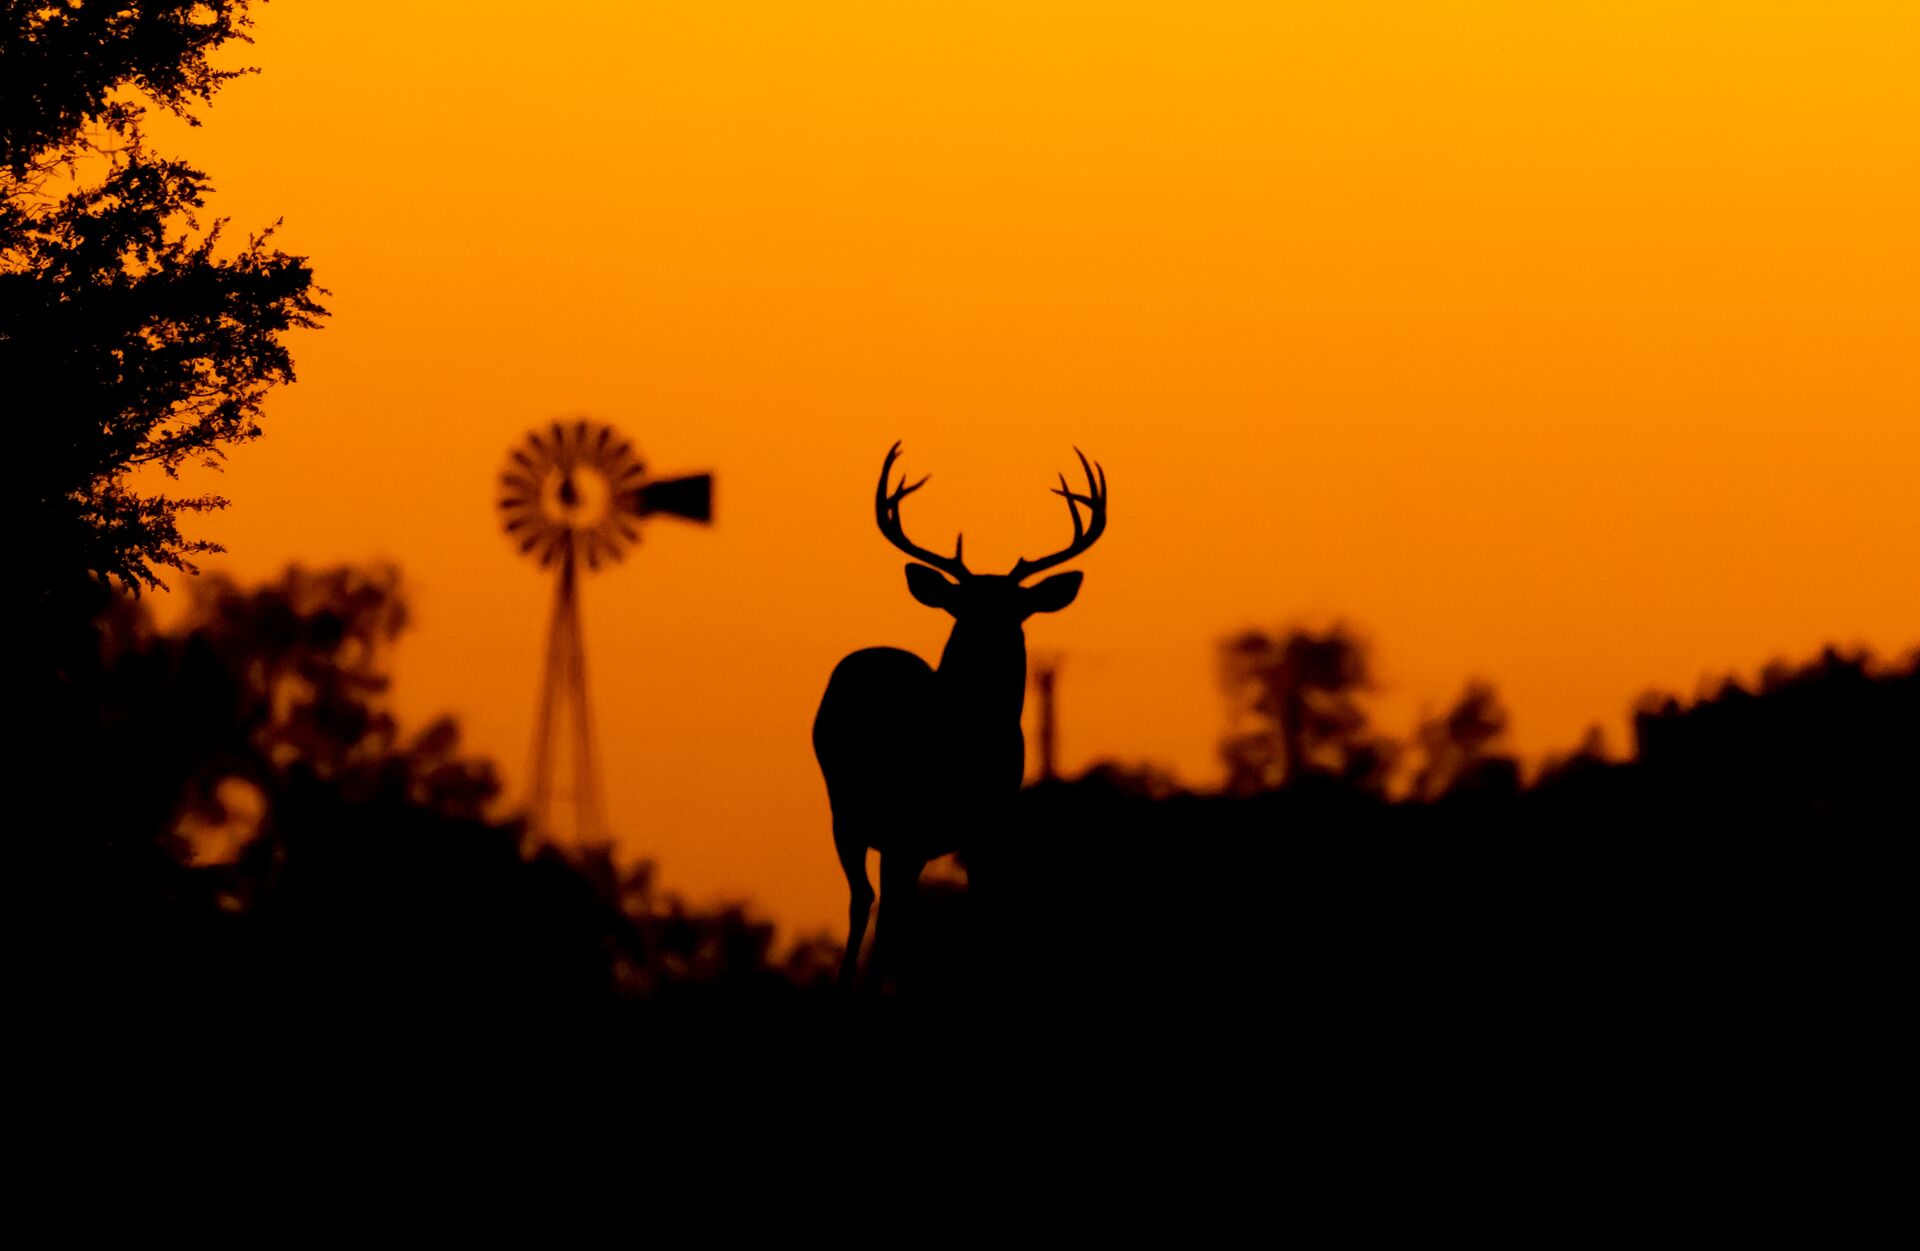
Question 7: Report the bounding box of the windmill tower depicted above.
[498,419,713,847]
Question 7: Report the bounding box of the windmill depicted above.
[498,419,713,847]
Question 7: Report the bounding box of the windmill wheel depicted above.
[499,420,646,570]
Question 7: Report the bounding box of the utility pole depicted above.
[1032,652,1064,783]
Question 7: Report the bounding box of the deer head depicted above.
[875,440,1108,631]
[871,441,1106,728]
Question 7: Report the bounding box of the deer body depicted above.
[814,445,1107,990]
[815,633,1027,855]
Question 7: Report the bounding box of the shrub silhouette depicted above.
[33,565,830,1032]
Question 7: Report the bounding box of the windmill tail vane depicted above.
[632,473,713,523]
[498,418,713,848]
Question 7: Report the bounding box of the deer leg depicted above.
[838,834,875,992]
[872,853,927,994]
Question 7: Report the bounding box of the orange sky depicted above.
[151,2,1919,936]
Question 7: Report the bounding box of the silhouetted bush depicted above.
[28,565,829,1035]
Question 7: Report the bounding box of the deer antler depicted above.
[1009,448,1108,583]
[875,441,972,580]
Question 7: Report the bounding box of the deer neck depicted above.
[934,619,1028,728]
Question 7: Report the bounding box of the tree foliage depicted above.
[2,1,325,596]
[1411,680,1518,801]
[1218,623,1397,795]
[57,564,835,1020]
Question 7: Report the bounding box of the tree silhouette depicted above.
[1218,624,1395,794]
[1411,680,1518,801]
[3,1,326,605]
[47,564,835,1022]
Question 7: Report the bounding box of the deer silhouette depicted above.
[813,442,1108,990]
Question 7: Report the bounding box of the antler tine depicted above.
[1053,472,1086,542]
[874,442,971,580]
[1009,447,1108,583]
[1078,447,1106,505]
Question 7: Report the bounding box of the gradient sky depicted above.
[150,2,1919,935]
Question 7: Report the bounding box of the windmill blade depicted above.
[634,473,714,523]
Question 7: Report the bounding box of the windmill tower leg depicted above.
[561,554,608,844]
[529,544,607,848]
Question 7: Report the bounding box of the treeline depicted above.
[27,566,1912,1039]
[945,628,1914,1042]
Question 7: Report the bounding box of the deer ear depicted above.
[1022,571,1083,615]
[904,563,959,612]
